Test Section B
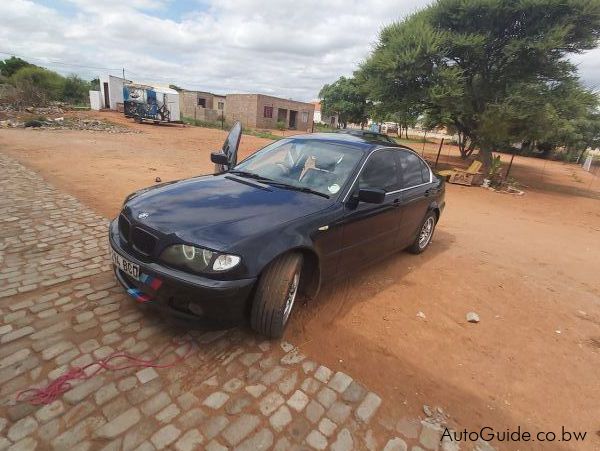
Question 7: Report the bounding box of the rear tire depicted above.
[408,211,437,254]
[251,252,303,339]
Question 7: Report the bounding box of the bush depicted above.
[63,75,91,104]
[10,66,65,105]
[276,121,286,131]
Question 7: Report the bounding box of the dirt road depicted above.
[2,112,599,449]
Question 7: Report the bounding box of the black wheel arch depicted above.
[256,246,321,300]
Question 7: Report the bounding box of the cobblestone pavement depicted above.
[0,153,481,451]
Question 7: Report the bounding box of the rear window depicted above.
[399,151,429,187]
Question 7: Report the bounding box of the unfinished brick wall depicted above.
[179,90,224,122]
[226,94,314,131]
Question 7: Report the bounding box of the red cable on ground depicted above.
[16,336,194,406]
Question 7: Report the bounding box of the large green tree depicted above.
[0,56,33,78]
[360,0,600,166]
[319,76,369,128]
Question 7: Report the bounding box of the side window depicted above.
[399,151,429,188]
[420,160,431,182]
[359,150,401,192]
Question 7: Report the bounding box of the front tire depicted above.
[408,211,437,254]
[251,252,303,338]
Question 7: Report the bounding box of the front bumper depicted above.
[108,219,256,326]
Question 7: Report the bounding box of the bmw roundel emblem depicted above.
[138,212,149,219]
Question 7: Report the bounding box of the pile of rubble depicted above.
[0,116,138,133]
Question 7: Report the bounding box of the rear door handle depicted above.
[424,189,432,197]
[392,198,401,207]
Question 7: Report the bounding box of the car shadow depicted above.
[303,228,455,322]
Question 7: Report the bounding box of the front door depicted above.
[103,82,110,109]
[396,150,433,247]
[289,110,297,129]
[337,149,403,271]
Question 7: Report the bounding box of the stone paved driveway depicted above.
[0,153,473,451]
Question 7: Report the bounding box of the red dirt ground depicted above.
[1,111,599,450]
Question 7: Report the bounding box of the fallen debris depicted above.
[466,312,480,323]
[0,116,138,133]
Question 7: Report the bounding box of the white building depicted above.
[89,75,180,122]
[99,74,131,110]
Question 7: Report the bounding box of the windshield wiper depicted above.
[264,181,330,199]
[228,170,273,181]
[228,170,329,199]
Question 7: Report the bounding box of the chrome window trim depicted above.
[342,146,433,202]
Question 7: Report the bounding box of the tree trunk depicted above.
[465,141,476,158]
[457,132,467,159]
[479,145,493,173]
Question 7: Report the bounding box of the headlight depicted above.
[160,244,240,273]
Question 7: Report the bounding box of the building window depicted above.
[218,101,224,110]
[301,111,309,123]
[197,97,206,107]
[264,106,273,118]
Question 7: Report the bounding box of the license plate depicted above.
[110,247,139,280]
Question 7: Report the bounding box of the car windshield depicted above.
[232,138,364,197]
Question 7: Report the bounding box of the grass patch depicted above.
[182,116,227,130]
[313,123,337,133]
[182,116,282,141]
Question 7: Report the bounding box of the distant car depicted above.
[109,123,445,338]
[382,122,399,135]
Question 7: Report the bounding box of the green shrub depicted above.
[276,121,286,131]
[10,66,65,105]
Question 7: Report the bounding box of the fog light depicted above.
[188,303,204,316]
[213,254,241,271]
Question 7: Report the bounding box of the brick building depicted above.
[179,89,226,122]
[226,94,314,131]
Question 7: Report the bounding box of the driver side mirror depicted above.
[358,188,386,204]
[211,151,229,166]
[211,151,230,174]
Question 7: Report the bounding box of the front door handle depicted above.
[392,198,401,207]
[424,189,432,197]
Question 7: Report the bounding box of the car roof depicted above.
[288,131,403,151]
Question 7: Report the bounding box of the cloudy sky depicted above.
[1,0,599,101]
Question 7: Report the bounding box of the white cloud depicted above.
[0,0,598,101]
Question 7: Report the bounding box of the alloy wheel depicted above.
[419,217,435,249]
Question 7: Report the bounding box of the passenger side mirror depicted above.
[358,188,386,204]
[211,151,229,173]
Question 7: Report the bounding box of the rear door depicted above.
[397,150,434,248]
[338,149,403,270]
[214,121,242,173]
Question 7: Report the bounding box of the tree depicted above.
[63,74,91,104]
[360,0,600,167]
[319,76,369,128]
[0,56,33,78]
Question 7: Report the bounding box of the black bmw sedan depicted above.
[109,123,445,338]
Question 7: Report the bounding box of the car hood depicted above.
[124,174,332,249]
